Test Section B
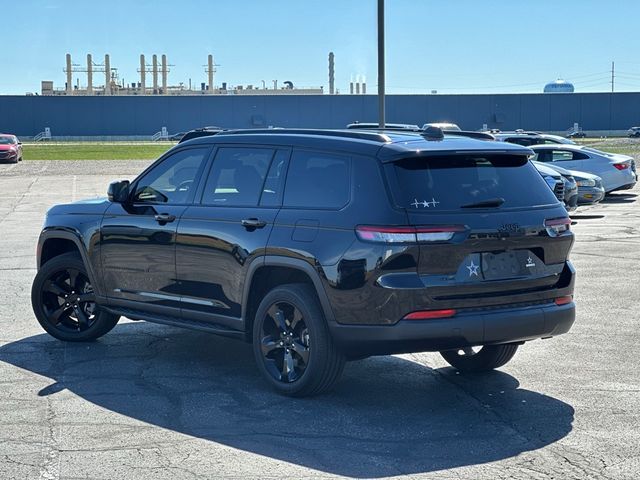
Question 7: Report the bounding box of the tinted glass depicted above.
[202,147,274,206]
[552,150,575,162]
[505,137,543,146]
[389,155,558,210]
[284,150,350,209]
[133,148,208,204]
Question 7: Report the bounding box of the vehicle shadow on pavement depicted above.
[0,322,574,477]
[601,192,637,204]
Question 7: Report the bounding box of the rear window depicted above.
[387,154,559,211]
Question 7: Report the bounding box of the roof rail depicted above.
[444,130,495,141]
[218,128,393,143]
[346,122,421,131]
[179,127,226,143]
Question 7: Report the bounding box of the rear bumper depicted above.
[329,302,575,356]
[610,180,637,192]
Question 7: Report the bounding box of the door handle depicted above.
[241,218,267,229]
[154,213,176,224]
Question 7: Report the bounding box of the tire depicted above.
[440,344,519,373]
[31,252,120,342]
[252,283,345,397]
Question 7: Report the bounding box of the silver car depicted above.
[530,145,637,193]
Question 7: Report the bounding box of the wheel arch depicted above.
[243,256,336,340]
[38,230,102,296]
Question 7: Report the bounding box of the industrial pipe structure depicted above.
[140,54,146,95]
[208,54,214,93]
[162,55,168,94]
[104,54,111,95]
[87,54,93,94]
[152,54,158,93]
[329,52,335,95]
[66,54,73,94]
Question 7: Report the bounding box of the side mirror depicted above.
[107,180,130,203]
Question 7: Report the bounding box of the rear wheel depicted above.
[252,284,345,397]
[31,252,120,342]
[440,344,519,372]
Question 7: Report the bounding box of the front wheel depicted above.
[31,252,120,342]
[440,344,519,372]
[252,284,345,397]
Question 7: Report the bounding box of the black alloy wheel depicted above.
[260,301,310,383]
[32,252,120,342]
[252,284,345,397]
[40,267,97,333]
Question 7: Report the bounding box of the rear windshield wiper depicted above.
[460,197,505,209]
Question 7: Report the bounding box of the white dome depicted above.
[544,79,575,93]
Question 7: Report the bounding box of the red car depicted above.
[0,134,23,163]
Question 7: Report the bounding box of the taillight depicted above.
[544,217,571,237]
[355,225,466,243]
[554,295,573,306]
[403,309,457,320]
[613,162,630,170]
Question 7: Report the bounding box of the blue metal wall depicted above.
[1,92,640,136]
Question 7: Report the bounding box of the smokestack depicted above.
[104,54,111,95]
[328,52,335,95]
[66,54,73,95]
[162,54,167,95]
[350,77,354,95]
[355,75,360,95]
[152,54,158,94]
[362,76,366,94]
[87,54,93,94]
[140,54,146,94]
[208,54,214,94]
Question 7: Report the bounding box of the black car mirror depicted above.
[107,180,130,203]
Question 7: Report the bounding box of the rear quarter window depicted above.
[387,154,559,211]
[283,150,351,209]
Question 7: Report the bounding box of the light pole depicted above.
[377,0,385,128]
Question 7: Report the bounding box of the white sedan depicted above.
[530,145,637,193]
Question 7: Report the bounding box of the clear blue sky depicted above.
[2,0,639,95]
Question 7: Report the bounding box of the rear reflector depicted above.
[554,295,573,306]
[403,309,457,320]
[613,162,630,170]
[356,225,465,243]
[544,217,571,237]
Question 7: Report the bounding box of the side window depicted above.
[572,151,589,160]
[133,148,209,204]
[284,150,351,209]
[552,150,574,162]
[202,147,274,206]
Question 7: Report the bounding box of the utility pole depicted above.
[611,61,615,93]
[377,0,385,128]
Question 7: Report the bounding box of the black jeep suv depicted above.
[31,129,576,396]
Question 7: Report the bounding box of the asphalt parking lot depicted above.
[0,160,639,480]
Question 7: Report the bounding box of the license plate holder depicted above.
[481,250,533,280]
